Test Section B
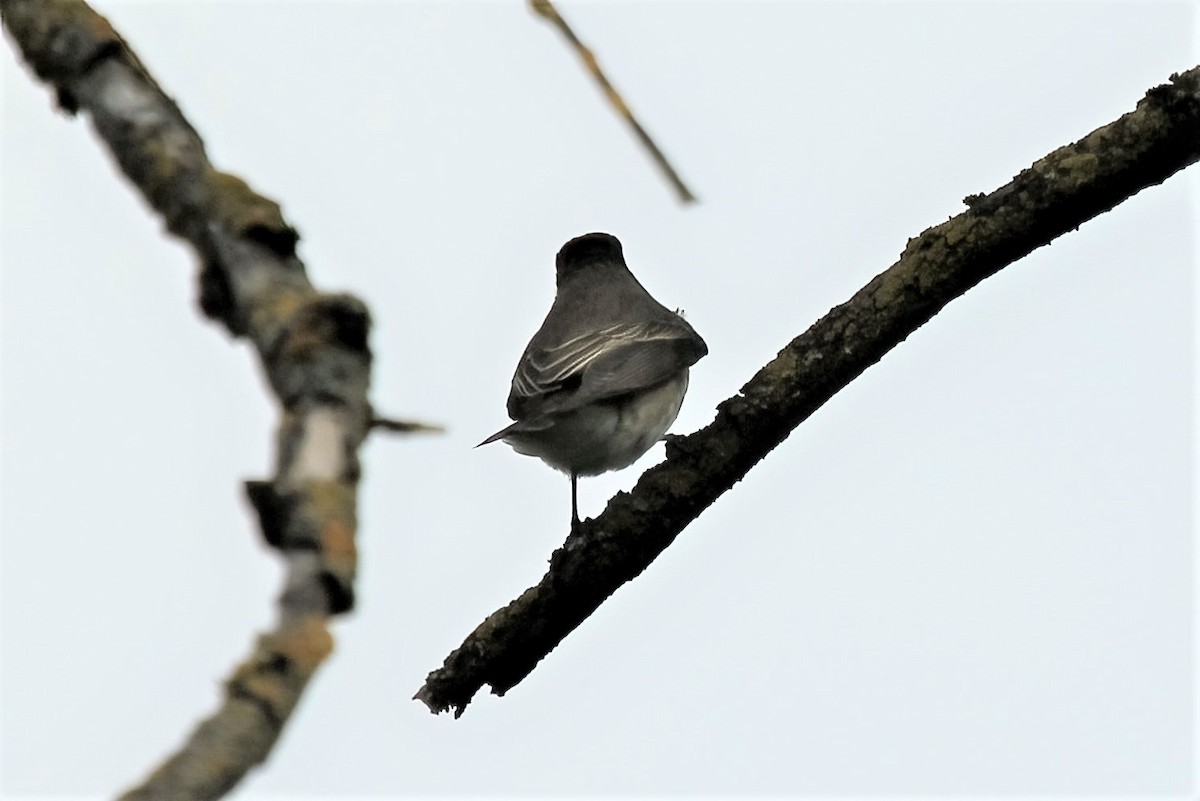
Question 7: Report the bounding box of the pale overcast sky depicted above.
[2,1,1197,798]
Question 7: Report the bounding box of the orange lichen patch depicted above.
[76,9,164,94]
[54,0,156,87]
[227,662,289,721]
[241,290,310,349]
[208,170,298,256]
[229,663,290,718]
[321,518,356,563]
[274,617,335,674]
[266,294,371,366]
[3,0,117,90]
[273,295,338,360]
[270,289,312,328]
[229,621,333,717]
[277,326,324,361]
[306,480,354,520]
[74,1,121,48]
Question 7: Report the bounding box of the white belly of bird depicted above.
[509,370,690,476]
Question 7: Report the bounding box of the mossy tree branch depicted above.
[2,1,377,797]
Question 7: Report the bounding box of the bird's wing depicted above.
[507,318,706,419]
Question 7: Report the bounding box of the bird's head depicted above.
[555,232,625,285]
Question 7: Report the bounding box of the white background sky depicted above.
[2,1,1197,798]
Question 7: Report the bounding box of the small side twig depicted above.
[370,415,445,435]
[530,0,697,204]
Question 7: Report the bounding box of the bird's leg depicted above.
[570,471,580,533]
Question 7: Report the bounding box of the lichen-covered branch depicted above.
[1,1,375,797]
[530,0,697,204]
[416,65,1200,717]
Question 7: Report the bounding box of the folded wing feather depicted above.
[507,319,704,420]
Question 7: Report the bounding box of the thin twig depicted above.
[530,0,697,204]
[370,415,446,434]
[415,66,1200,717]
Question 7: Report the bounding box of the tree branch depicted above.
[530,0,697,204]
[416,65,1200,717]
[2,1,374,797]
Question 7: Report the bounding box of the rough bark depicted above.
[2,1,373,797]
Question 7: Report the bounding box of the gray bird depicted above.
[480,232,707,531]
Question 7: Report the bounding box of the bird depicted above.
[479,232,707,531]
